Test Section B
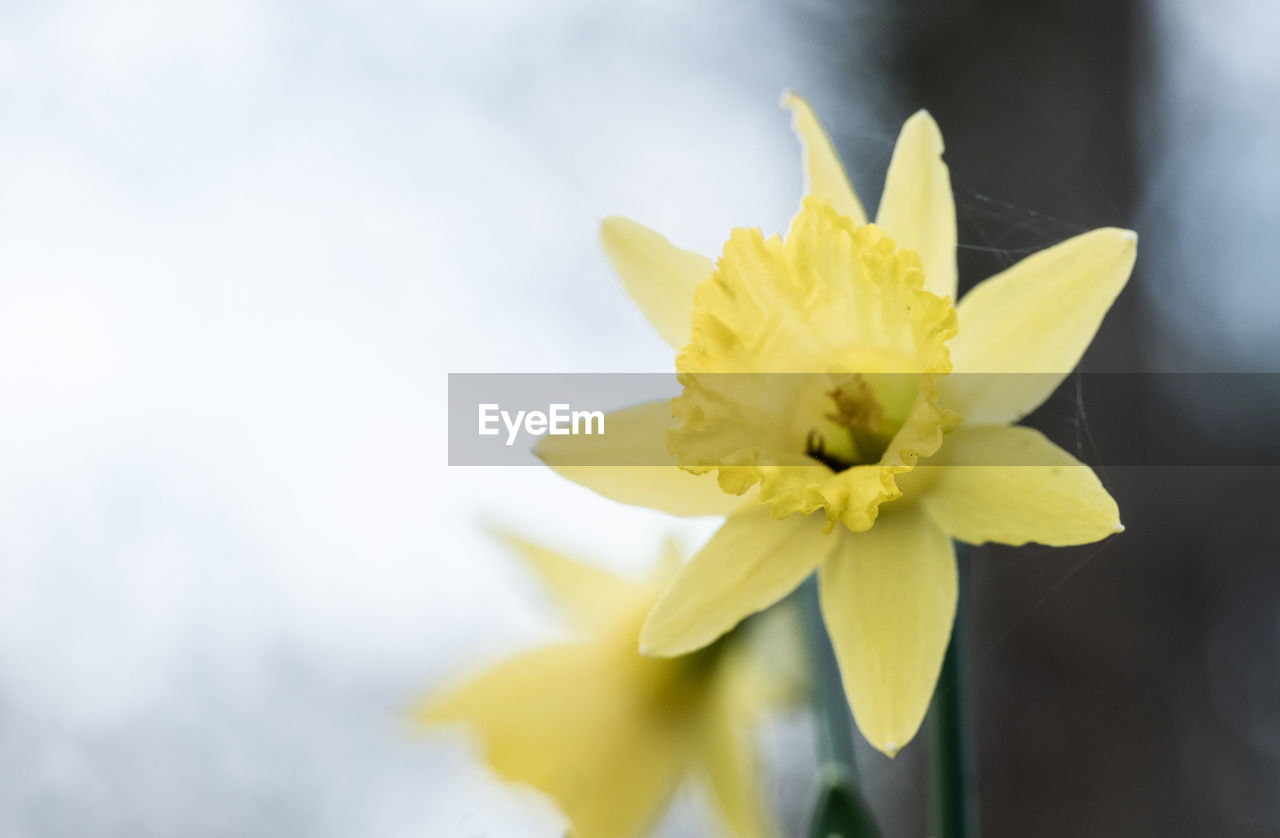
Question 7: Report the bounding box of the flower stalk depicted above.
[800,575,881,838]
[929,546,977,838]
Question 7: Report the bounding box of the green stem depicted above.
[929,547,977,838]
[800,575,881,838]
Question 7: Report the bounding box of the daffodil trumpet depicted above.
[537,92,1135,760]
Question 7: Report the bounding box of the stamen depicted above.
[803,374,903,471]
[825,375,883,433]
[805,427,853,473]
[805,428,825,459]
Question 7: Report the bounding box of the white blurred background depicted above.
[2,0,1279,836]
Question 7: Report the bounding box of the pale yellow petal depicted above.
[536,399,744,516]
[651,536,686,586]
[696,673,772,838]
[641,505,838,657]
[419,644,685,838]
[492,531,641,628]
[782,91,867,225]
[819,506,956,757]
[875,110,957,299]
[601,216,713,350]
[945,228,1137,424]
[913,425,1122,546]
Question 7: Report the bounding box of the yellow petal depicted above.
[782,92,867,226]
[944,228,1137,424]
[912,425,1122,546]
[819,505,956,757]
[601,216,713,350]
[696,672,772,838]
[536,399,744,517]
[491,531,641,628]
[875,110,957,300]
[419,643,686,838]
[641,505,838,657]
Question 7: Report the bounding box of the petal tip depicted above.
[1099,226,1138,250]
[637,640,680,660]
[638,619,680,659]
[599,214,629,241]
[410,696,446,726]
[903,108,943,138]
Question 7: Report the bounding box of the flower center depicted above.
[668,198,959,530]
[802,373,914,471]
[643,631,730,715]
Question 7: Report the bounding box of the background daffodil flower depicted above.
[538,94,1136,757]
[417,533,780,838]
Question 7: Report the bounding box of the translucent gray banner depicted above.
[447,373,1280,467]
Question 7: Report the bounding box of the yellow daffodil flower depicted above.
[537,93,1136,757]
[418,534,778,838]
